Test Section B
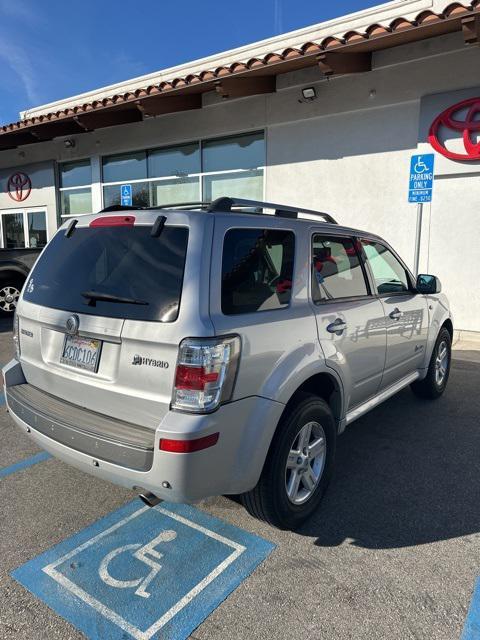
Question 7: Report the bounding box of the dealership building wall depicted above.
[0,26,478,332]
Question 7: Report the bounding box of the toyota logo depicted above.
[7,172,31,202]
[429,97,480,161]
[65,314,79,335]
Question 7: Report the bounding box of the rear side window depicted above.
[312,235,368,302]
[222,228,295,315]
[23,225,189,322]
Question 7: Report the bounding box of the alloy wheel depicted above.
[285,421,326,505]
[435,340,449,386]
[0,286,20,313]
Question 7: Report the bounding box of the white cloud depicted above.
[274,0,283,34]
[0,39,41,106]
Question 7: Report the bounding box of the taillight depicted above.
[13,311,20,360]
[160,433,219,453]
[172,336,241,413]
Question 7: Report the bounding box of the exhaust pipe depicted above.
[139,491,163,508]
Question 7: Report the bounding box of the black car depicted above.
[0,248,41,314]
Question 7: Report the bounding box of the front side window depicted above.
[59,160,92,218]
[222,228,295,315]
[361,240,410,294]
[312,235,368,302]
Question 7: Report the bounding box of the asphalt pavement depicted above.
[0,317,479,640]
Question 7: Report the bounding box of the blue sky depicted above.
[0,0,381,125]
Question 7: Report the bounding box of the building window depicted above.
[2,213,25,248]
[101,132,264,209]
[59,160,92,219]
[27,211,47,248]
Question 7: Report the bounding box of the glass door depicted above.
[0,208,48,249]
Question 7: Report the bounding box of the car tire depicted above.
[0,275,24,316]
[240,392,336,530]
[410,327,452,399]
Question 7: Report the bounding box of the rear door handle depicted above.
[389,308,402,321]
[327,318,347,334]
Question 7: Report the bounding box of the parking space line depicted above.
[0,451,52,479]
[462,578,480,640]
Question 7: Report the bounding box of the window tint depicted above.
[23,226,189,322]
[203,132,264,173]
[361,240,410,294]
[312,236,368,301]
[222,229,295,315]
[148,143,200,178]
[102,152,147,183]
[60,160,91,188]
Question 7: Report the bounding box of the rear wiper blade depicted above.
[81,291,149,307]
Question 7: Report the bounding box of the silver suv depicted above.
[3,198,453,530]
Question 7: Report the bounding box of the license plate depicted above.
[60,335,102,373]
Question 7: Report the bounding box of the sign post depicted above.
[408,154,435,275]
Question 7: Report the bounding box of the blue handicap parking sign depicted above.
[12,500,275,640]
[408,154,435,203]
[120,184,132,206]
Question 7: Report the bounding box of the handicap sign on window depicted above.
[120,184,132,207]
[11,501,275,640]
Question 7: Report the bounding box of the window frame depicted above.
[220,226,296,317]
[310,232,373,305]
[58,158,93,221]
[359,238,417,298]
[100,130,266,210]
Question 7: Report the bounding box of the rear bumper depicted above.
[3,360,284,502]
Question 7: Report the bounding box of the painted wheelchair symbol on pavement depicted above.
[99,529,177,598]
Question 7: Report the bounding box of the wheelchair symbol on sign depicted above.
[414,157,429,174]
[99,529,177,599]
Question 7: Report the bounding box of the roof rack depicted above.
[99,198,338,224]
[208,197,338,224]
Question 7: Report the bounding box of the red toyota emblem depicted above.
[429,97,480,161]
[7,172,31,202]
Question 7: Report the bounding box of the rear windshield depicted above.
[23,225,189,322]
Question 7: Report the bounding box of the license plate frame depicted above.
[60,334,103,373]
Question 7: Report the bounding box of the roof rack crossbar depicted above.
[208,197,337,224]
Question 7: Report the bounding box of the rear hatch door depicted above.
[18,213,192,429]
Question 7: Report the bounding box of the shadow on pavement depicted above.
[299,352,480,549]
[0,316,12,334]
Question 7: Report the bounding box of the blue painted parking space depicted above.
[462,578,480,640]
[0,451,52,479]
[12,499,275,640]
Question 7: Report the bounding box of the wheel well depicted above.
[285,372,342,426]
[442,318,453,341]
[0,270,26,285]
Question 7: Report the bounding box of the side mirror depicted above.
[416,274,442,294]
